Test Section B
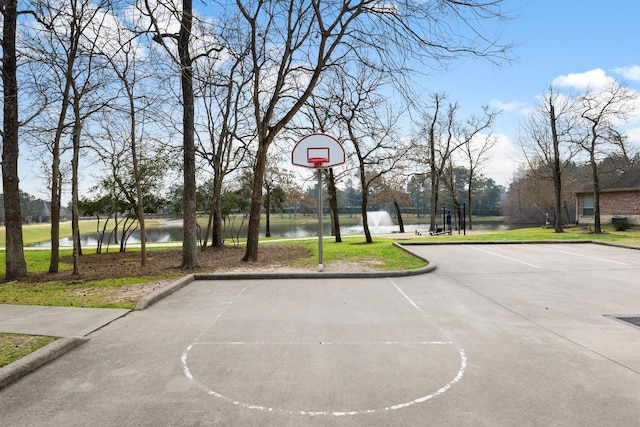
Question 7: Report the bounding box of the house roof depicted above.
[575,164,640,194]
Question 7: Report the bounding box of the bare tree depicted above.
[98,10,157,266]
[519,86,578,232]
[2,0,28,279]
[414,94,461,232]
[22,0,109,273]
[88,111,172,253]
[413,94,498,232]
[235,0,511,261]
[193,46,252,248]
[332,66,408,243]
[458,107,499,230]
[68,12,118,274]
[575,81,637,233]
[143,0,222,268]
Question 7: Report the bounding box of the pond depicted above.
[28,212,518,248]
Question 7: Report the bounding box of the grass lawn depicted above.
[296,237,428,271]
[421,224,640,247]
[0,245,183,308]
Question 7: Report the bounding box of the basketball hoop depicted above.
[308,157,328,169]
[291,133,345,273]
[292,134,345,169]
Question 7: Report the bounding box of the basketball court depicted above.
[1,243,639,426]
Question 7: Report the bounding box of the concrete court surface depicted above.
[0,242,639,426]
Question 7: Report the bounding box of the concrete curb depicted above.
[398,239,594,246]
[0,336,88,390]
[135,244,435,309]
[193,264,436,281]
[135,274,196,310]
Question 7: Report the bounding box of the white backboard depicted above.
[291,134,345,169]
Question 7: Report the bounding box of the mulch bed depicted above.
[26,244,312,284]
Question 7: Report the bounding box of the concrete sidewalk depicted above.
[0,304,130,389]
[0,304,130,337]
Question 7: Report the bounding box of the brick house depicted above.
[575,166,640,225]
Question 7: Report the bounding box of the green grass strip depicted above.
[0,275,175,309]
[0,333,58,368]
[296,237,429,271]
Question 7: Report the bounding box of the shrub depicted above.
[613,219,631,231]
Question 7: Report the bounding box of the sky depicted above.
[421,0,640,188]
[12,0,640,201]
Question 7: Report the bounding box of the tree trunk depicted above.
[549,102,564,233]
[204,170,225,248]
[119,220,127,252]
[264,185,272,238]
[243,144,268,262]
[590,158,602,233]
[204,202,214,248]
[48,51,76,273]
[265,201,271,238]
[429,174,439,232]
[442,166,460,232]
[1,0,27,279]
[71,91,82,274]
[358,161,372,243]
[49,157,61,273]
[393,200,405,233]
[466,186,473,231]
[179,0,200,268]
[113,207,119,245]
[325,168,342,242]
[212,175,224,247]
[452,200,460,231]
[129,88,147,266]
[361,193,372,243]
[466,171,474,231]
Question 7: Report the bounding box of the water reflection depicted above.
[28,216,512,247]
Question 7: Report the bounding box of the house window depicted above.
[582,195,594,216]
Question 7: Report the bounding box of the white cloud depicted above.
[489,99,526,113]
[552,68,615,90]
[613,65,640,82]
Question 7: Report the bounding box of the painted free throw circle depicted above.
[182,340,466,416]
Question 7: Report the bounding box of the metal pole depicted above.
[317,168,323,272]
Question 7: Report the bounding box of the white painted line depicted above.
[189,285,248,344]
[544,245,628,265]
[194,341,453,345]
[385,348,467,411]
[182,342,467,417]
[463,245,542,269]
[390,280,423,312]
